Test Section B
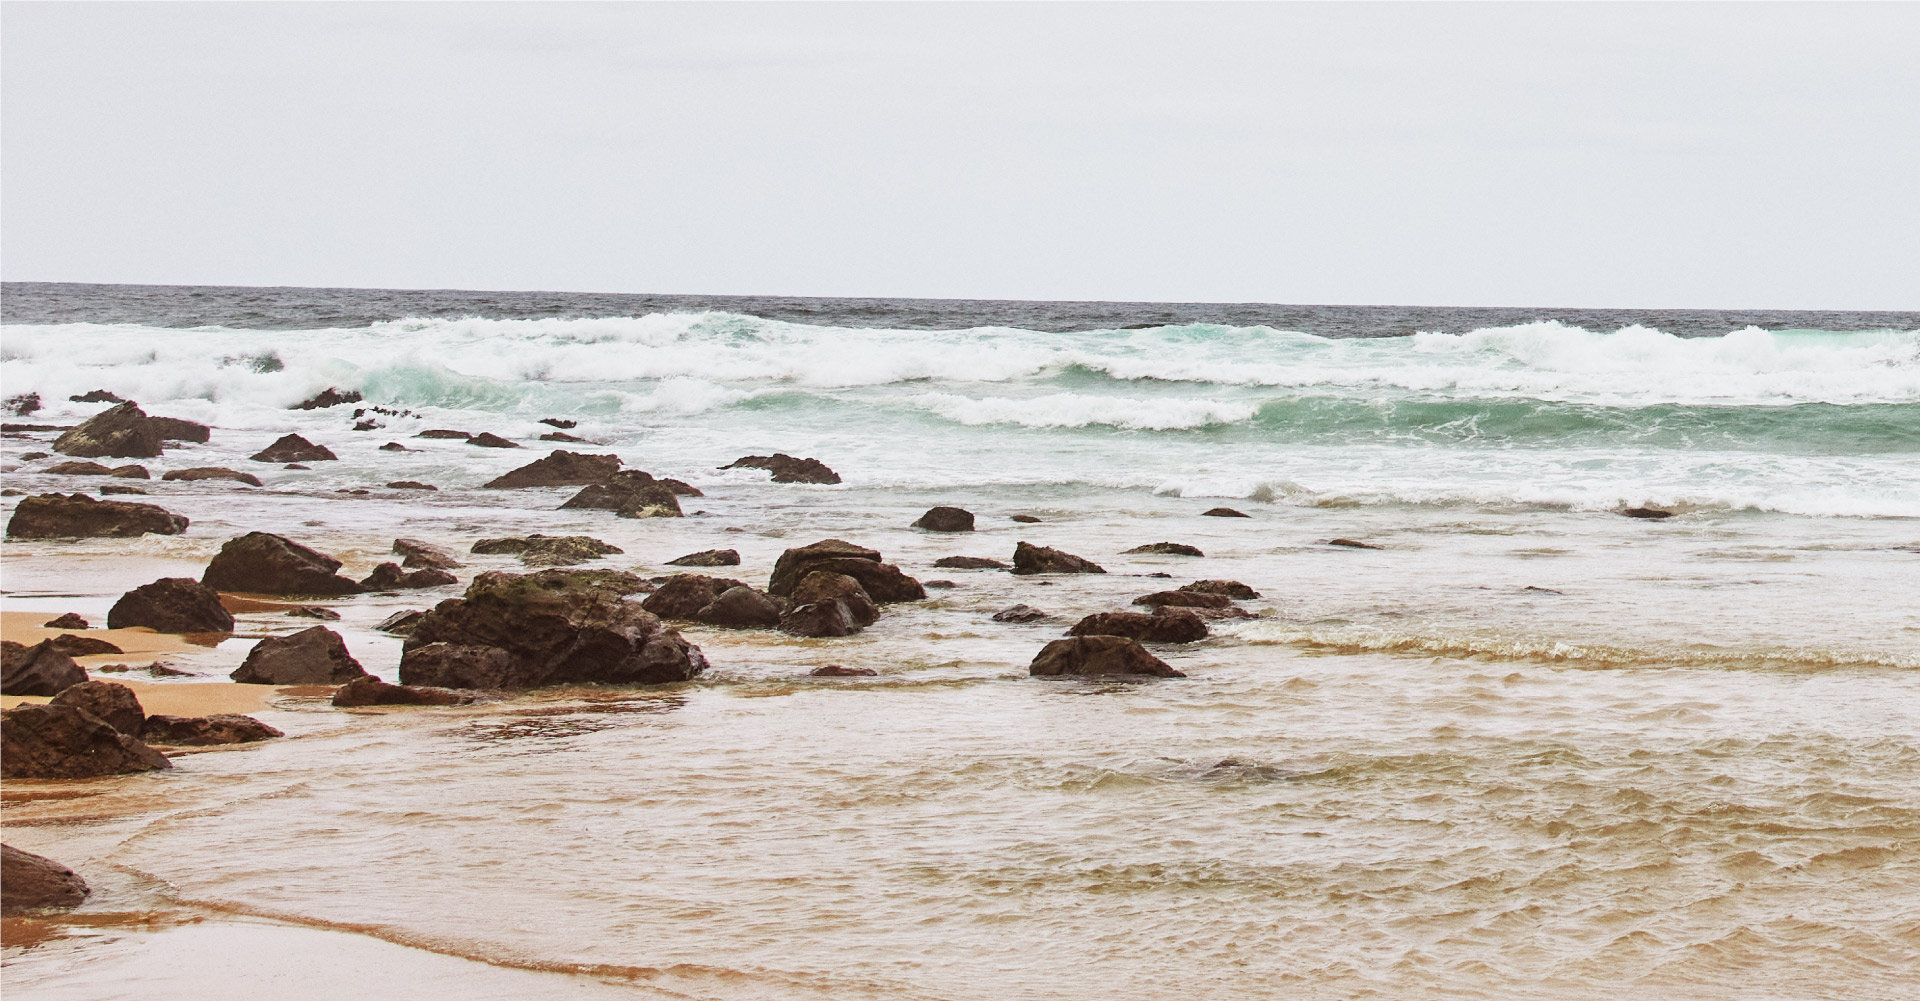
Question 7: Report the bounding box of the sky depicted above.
[3,2,1917,309]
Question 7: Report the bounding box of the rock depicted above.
[560,469,660,509]
[719,454,841,484]
[99,662,189,677]
[250,434,337,463]
[1011,541,1106,575]
[416,429,472,439]
[1,844,91,913]
[667,548,740,567]
[1010,514,1042,523]
[926,580,956,588]
[49,680,146,735]
[468,432,519,448]
[540,431,585,442]
[5,493,188,539]
[231,626,370,684]
[1,640,88,696]
[913,506,975,532]
[359,562,460,590]
[379,442,411,451]
[483,450,622,488]
[338,488,370,495]
[69,389,126,403]
[399,570,707,688]
[394,538,462,570]
[99,484,147,495]
[147,417,210,443]
[0,703,172,778]
[162,466,263,486]
[767,539,877,593]
[385,481,437,490]
[766,539,925,603]
[1180,579,1261,600]
[642,574,750,619]
[778,600,858,638]
[470,534,623,568]
[292,388,363,410]
[47,634,123,657]
[42,613,89,629]
[376,610,427,634]
[20,451,49,460]
[778,571,878,637]
[1029,635,1183,678]
[1202,507,1250,518]
[109,578,235,633]
[1623,507,1675,520]
[330,676,474,707]
[203,533,364,596]
[517,568,654,595]
[1132,590,1231,609]
[1123,542,1204,557]
[1068,610,1208,643]
[141,714,283,745]
[991,604,1048,623]
[353,421,378,431]
[934,556,1010,570]
[285,606,342,619]
[1327,538,1381,550]
[540,418,578,429]
[6,391,43,415]
[110,464,150,478]
[810,665,877,677]
[1524,586,1565,595]
[46,460,114,475]
[53,402,164,458]
[695,586,783,628]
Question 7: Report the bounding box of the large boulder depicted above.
[559,470,681,518]
[1,640,88,696]
[641,574,749,619]
[202,533,364,596]
[1,844,91,913]
[1067,610,1208,644]
[0,703,173,778]
[108,577,235,632]
[50,680,146,735]
[767,539,925,602]
[1011,542,1106,575]
[161,467,263,486]
[694,586,783,628]
[483,450,622,488]
[52,402,164,458]
[399,571,707,689]
[720,454,841,484]
[1029,636,1183,678]
[359,563,459,590]
[913,506,975,532]
[778,572,878,637]
[668,549,740,567]
[230,626,370,684]
[330,676,473,707]
[250,434,337,463]
[141,714,283,745]
[5,493,188,539]
[469,534,622,568]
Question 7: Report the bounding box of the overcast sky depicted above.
[3,2,1916,308]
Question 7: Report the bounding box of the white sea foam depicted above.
[903,392,1259,430]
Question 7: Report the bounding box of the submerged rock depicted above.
[330,676,474,707]
[695,585,784,628]
[249,434,337,463]
[483,450,621,488]
[1201,507,1250,518]
[912,506,975,532]
[469,534,622,568]
[1123,542,1205,557]
[141,714,283,745]
[1029,635,1183,678]
[468,432,519,448]
[1010,514,1042,524]
[292,388,363,410]
[667,548,740,567]
[1,640,87,696]
[1180,579,1261,600]
[540,431,585,443]
[1011,541,1106,575]
[5,493,188,539]
[720,453,841,484]
[109,577,235,633]
[0,703,172,778]
[359,562,459,590]
[231,626,370,685]
[203,532,364,596]
[1622,507,1675,520]
[393,538,462,570]
[810,665,877,677]
[379,441,411,451]
[1,844,91,913]
[99,484,147,495]
[1131,590,1231,609]
[416,429,472,440]
[990,604,1049,623]
[934,556,1010,570]
[161,466,263,486]
[385,480,436,490]
[1326,538,1382,550]
[53,402,164,459]
[1068,609,1208,644]
[49,680,145,735]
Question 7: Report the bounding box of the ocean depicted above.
[2,282,1917,999]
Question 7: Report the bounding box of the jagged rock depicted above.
[668,549,740,567]
[991,604,1049,623]
[470,534,622,568]
[1,844,90,913]
[353,421,378,431]
[1327,538,1382,550]
[99,662,189,677]
[203,532,363,596]
[617,492,683,519]
[720,454,841,484]
[20,451,49,460]
[1132,590,1231,609]
[1202,507,1250,518]
[47,634,123,657]
[416,429,472,439]
[69,390,126,403]
[468,432,519,448]
[6,391,42,415]
[330,676,474,707]
[1180,579,1261,600]
[142,714,283,745]
[540,431,585,442]
[42,613,89,629]
[778,571,877,637]
[1,640,87,696]
[399,571,707,689]
[6,493,188,539]
[913,506,975,532]
[0,703,172,778]
[394,538,462,570]
[1068,610,1208,643]
[46,460,113,475]
[385,481,436,490]
[99,484,147,495]
[1010,514,1042,523]
[250,434,336,463]
[53,402,163,458]
[379,442,411,451]
[285,606,341,620]
[778,600,858,638]
[231,626,369,684]
[641,574,750,619]
[483,450,622,488]
[1029,636,1183,678]
[359,562,459,590]
[162,466,262,486]
[50,680,145,735]
[695,586,783,628]
[376,610,427,635]
[1011,542,1106,575]
[147,417,210,443]
[660,479,703,496]
[540,418,577,429]
[810,665,877,677]
[934,556,1010,570]
[293,388,363,410]
[109,577,235,633]
[1622,507,1675,520]
[560,469,659,509]
[767,539,924,602]
[110,464,150,478]
[520,568,654,595]
[1124,542,1204,557]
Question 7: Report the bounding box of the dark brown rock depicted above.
[394,538,462,570]
[53,402,164,458]
[250,434,337,463]
[912,506,975,532]
[1180,579,1261,600]
[5,493,188,539]
[385,480,437,490]
[50,680,145,735]
[330,675,474,707]
[518,568,654,595]
[376,609,427,634]
[789,571,877,627]
[69,390,126,404]
[559,469,657,509]
[1202,507,1250,518]
[695,586,783,628]
[809,665,877,677]
[231,626,369,684]
[46,460,114,475]
[642,574,750,619]
[778,600,858,638]
[1123,542,1204,557]
[47,634,123,658]
[1327,538,1382,550]
[109,577,235,633]
[540,418,577,429]
[292,388,363,410]
[285,606,341,620]
[990,604,1048,623]
[720,454,841,484]
[934,556,1010,570]
[468,432,519,448]
[19,451,49,460]
[379,441,411,451]
[483,450,620,488]
[416,429,472,439]
[1622,507,1675,520]
[203,532,364,596]
[470,534,623,568]
[146,416,210,443]
[396,643,521,688]
[1011,541,1106,575]
[659,478,702,497]
[99,484,147,495]
[1132,590,1231,609]
[1010,514,1042,523]
[539,431,585,442]
[1,640,87,696]
[6,391,42,415]
[1068,609,1208,643]
[42,613,89,629]
[667,549,740,567]
[141,714,283,745]
[359,563,459,590]
[110,464,150,478]
[0,703,172,778]
[812,558,927,603]
[1,844,91,913]
[1029,635,1183,678]
[161,466,262,486]
[767,539,880,595]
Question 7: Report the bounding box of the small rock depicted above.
[286,606,342,619]
[1010,514,1042,523]
[1326,538,1382,549]
[231,626,370,684]
[540,432,585,443]
[925,580,956,588]
[1201,507,1250,518]
[416,429,472,439]
[45,460,114,475]
[284,463,310,470]
[1,640,88,696]
[385,481,437,490]
[393,538,462,570]
[250,434,337,463]
[330,676,473,707]
[47,634,123,657]
[468,432,519,448]
[667,549,741,567]
[1068,610,1208,644]
[378,442,411,451]
[912,506,975,532]
[470,534,623,568]
[68,390,127,403]
[109,577,235,633]
[719,453,841,484]
[660,478,703,497]
[6,391,43,416]
[161,466,263,486]
[106,464,149,478]
[359,563,459,590]
[292,388,363,410]
[41,613,89,629]
[99,485,147,495]
[376,610,427,635]
[1180,579,1261,600]
[0,703,171,778]
[694,585,784,628]
[20,451,49,460]
[142,714,283,745]
[810,665,877,677]
[1132,590,1231,609]
[1,844,91,913]
[5,493,188,539]
[1011,541,1106,575]
[1123,542,1204,557]
[1029,636,1183,678]
[49,680,145,735]
[933,556,1010,570]
[1622,507,1675,520]
[991,604,1048,623]
[1524,586,1565,594]
[539,418,578,429]
[483,450,622,488]
[204,532,364,596]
